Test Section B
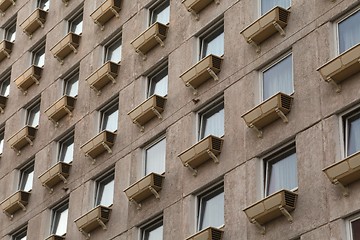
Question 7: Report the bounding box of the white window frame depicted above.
[339,105,360,159]
[139,215,164,240]
[67,9,83,34]
[25,99,41,127]
[148,0,170,26]
[0,70,10,97]
[18,161,35,192]
[147,66,168,98]
[63,69,79,97]
[4,17,16,42]
[198,21,224,60]
[57,131,75,164]
[103,35,122,64]
[94,170,115,207]
[99,98,119,132]
[143,135,166,176]
[258,0,292,16]
[347,213,360,240]
[11,225,27,240]
[31,43,46,67]
[50,201,69,236]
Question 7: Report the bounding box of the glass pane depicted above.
[352,218,360,240]
[145,138,166,175]
[6,23,16,42]
[0,78,10,96]
[59,136,74,163]
[69,13,83,34]
[148,69,168,97]
[151,1,170,25]
[266,150,297,196]
[101,105,118,132]
[199,188,224,230]
[144,224,163,240]
[201,29,224,58]
[20,165,34,192]
[13,230,27,240]
[263,54,293,100]
[96,177,114,207]
[106,39,122,63]
[261,0,291,15]
[53,208,68,235]
[0,132,4,155]
[65,74,79,97]
[27,104,40,127]
[33,47,45,67]
[200,103,224,140]
[338,10,360,54]
[38,0,50,11]
[347,113,360,156]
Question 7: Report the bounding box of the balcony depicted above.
[80,130,116,163]
[131,22,168,60]
[241,7,290,53]
[323,151,360,196]
[0,0,15,15]
[0,191,30,219]
[38,162,71,193]
[20,8,47,39]
[127,95,166,132]
[0,40,13,62]
[7,126,37,155]
[317,43,360,93]
[180,54,223,95]
[185,227,224,240]
[44,95,76,127]
[243,189,298,234]
[90,0,121,30]
[178,135,224,176]
[85,61,120,95]
[75,205,111,239]
[14,65,43,95]
[45,235,65,240]
[0,95,8,113]
[182,0,220,20]
[50,32,81,64]
[124,172,165,209]
[241,93,293,138]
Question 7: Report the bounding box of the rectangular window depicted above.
[104,37,122,63]
[58,133,74,164]
[144,137,166,176]
[140,217,163,240]
[198,99,224,140]
[63,70,79,97]
[26,101,41,127]
[337,9,360,54]
[4,18,16,42]
[350,216,360,240]
[261,0,291,15]
[32,44,45,68]
[197,184,224,231]
[19,162,34,192]
[264,144,297,196]
[37,0,50,11]
[199,23,224,59]
[343,110,360,157]
[0,72,10,97]
[262,53,293,101]
[51,202,68,236]
[95,171,115,207]
[12,226,27,240]
[0,127,4,155]
[100,100,118,132]
[147,67,168,98]
[68,11,83,35]
[149,0,170,25]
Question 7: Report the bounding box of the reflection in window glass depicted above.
[38,0,50,11]
[338,10,360,54]
[145,138,166,175]
[148,67,168,97]
[199,101,224,140]
[100,103,118,132]
[64,72,79,97]
[12,227,27,240]
[105,38,122,63]
[69,13,83,35]
[150,0,170,25]
[58,135,74,164]
[5,21,16,42]
[95,173,114,207]
[345,111,360,157]
[0,76,10,97]
[261,0,291,15]
[26,102,41,127]
[19,164,34,192]
[51,204,68,236]
[200,25,224,59]
[32,46,45,67]
[142,218,163,240]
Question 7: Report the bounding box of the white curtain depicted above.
[348,115,360,156]
[145,138,166,175]
[261,0,291,15]
[199,191,224,230]
[338,10,360,53]
[201,105,224,139]
[263,54,293,100]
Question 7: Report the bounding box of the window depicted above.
[12,226,27,240]
[199,23,224,59]
[32,44,45,68]
[58,133,74,164]
[264,144,297,196]
[140,217,163,240]
[0,72,10,97]
[37,0,50,11]
[198,99,224,140]
[349,215,360,240]
[19,162,34,192]
[262,53,293,101]
[149,0,170,25]
[261,0,291,15]
[147,67,168,98]
[26,101,41,127]
[144,137,166,176]
[51,202,68,236]
[104,37,122,63]
[63,71,79,97]
[197,184,224,231]
[0,127,4,156]
[68,11,83,35]
[343,110,360,157]
[4,19,16,42]
[338,9,360,54]
[95,171,114,207]
[100,101,118,132]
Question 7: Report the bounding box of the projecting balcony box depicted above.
[90,0,121,30]
[240,7,290,53]
[14,65,43,94]
[38,162,71,193]
[185,226,224,240]
[80,130,116,163]
[7,126,37,155]
[0,95,8,113]
[182,0,220,20]
[20,8,47,39]
[124,172,165,209]
[131,22,168,60]
[0,0,15,14]
[0,190,30,219]
[243,189,298,234]
[44,235,65,240]
[323,151,360,196]
[50,32,81,64]
[178,135,224,176]
[241,92,293,138]
[127,94,166,132]
[75,205,111,238]
[317,43,360,93]
[0,40,13,61]
[45,95,76,127]
[180,54,223,94]
[85,61,120,95]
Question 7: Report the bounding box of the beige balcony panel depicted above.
[243,189,298,234]
[14,65,43,94]
[90,0,121,30]
[50,33,81,64]
[178,135,223,176]
[0,40,13,61]
[127,95,166,131]
[241,93,293,138]
[80,130,116,162]
[74,205,111,238]
[20,8,47,39]
[131,22,168,59]
[317,43,360,92]
[44,235,66,240]
[180,54,223,94]
[0,191,30,219]
[124,173,164,209]
[0,95,8,113]
[7,126,37,155]
[86,61,120,95]
[45,95,76,127]
[185,226,224,240]
[0,0,15,14]
[182,0,219,19]
[241,7,290,52]
[38,162,71,193]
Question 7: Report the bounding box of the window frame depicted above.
[0,70,10,97]
[63,69,79,97]
[37,0,50,11]
[0,126,4,156]
[340,106,360,159]
[347,213,360,240]
[50,201,69,236]
[57,131,75,164]
[94,170,115,207]
[104,35,122,64]
[259,0,292,16]
[140,215,164,240]
[4,17,16,42]
[18,161,35,192]
[25,99,41,128]
[198,22,224,60]
[147,66,168,98]
[99,98,119,133]
[31,42,46,68]
[67,10,83,35]
[148,0,170,26]
[11,225,27,240]
[143,135,166,176]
